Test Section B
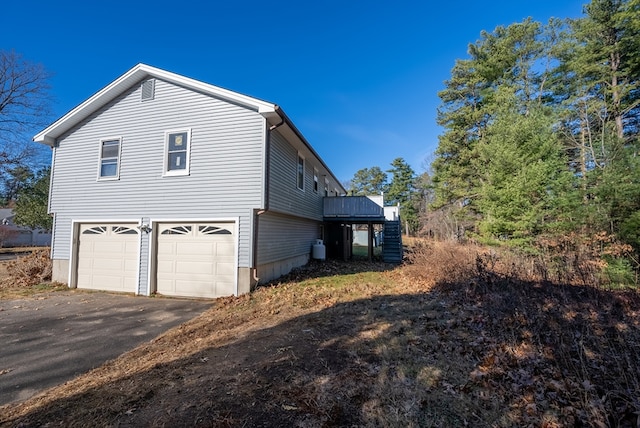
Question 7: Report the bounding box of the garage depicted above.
[156,222,236,298]
[76,224,140,292]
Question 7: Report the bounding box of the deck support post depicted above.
[368,221,373,262]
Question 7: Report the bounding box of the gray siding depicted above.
[268,131,338,219]
[256,211,320,265]
[49,78,265,268]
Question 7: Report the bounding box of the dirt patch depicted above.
[1,257,639,427]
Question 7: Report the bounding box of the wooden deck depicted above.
[323,196,384,221]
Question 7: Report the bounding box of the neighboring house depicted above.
[0,208,52,247]
[33,64,345,298]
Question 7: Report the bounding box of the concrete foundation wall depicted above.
[52,259,70,285]
[237,267,257,295]
[256,253,309,286]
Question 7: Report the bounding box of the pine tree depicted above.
[387,158,417,235]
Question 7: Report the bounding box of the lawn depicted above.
[1,245,639,427]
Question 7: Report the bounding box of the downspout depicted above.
[262,111,285,214]
[252,112,285,280]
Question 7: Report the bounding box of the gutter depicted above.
[272,106,345,194]
[262,113,285,213]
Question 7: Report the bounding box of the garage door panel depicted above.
[158,242,176,254]
[216,262,236,276]
[215,280,235,297]
[176,242,214,255]
[176,261,214,275]
[216,242,235,256]
[77,223,139,293]
[156,222,236,298]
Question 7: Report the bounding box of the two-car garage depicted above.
[75,221,237,298]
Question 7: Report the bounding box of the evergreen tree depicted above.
[387,158,418,235]
[13,168,51,231]
[348,166,388,196]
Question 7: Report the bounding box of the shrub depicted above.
[404,240,480,286]
[2,248,52,287]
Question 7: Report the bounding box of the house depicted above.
[33,64,346,298]
[0,208,51,247]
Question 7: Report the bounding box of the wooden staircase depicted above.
[382,220,403,263]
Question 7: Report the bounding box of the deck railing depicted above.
[323,196,384,218]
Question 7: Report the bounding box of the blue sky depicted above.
[5,0,586,183]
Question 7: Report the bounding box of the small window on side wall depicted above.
[98,137,122,180]
[164,129,191,176]
[313,168,319,193]
[297,153,305,190]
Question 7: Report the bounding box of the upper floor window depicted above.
[324,178,329,197]
[297,153,305,190]
[164,129,191,176]
[98,137,121,180]
[313,168,319,193]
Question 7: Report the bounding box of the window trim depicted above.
[324,177,329,197]
[163,129,192,177]
[97,136,122,181]
[296,152,305,191]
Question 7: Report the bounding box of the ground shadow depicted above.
[1,275,639,427]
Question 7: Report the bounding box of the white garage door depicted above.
[156,222,236,298]
[77,224,139,292]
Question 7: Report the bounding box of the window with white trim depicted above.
[313,168,319,193]
[98,137,122,180]
[297,153,305,190]
[324,178,329,197]
[164,129,191,176]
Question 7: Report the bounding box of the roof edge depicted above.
[274,106,345,194]
[33,63,277,145]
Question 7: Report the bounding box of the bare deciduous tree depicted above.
[0,50,50,167]
[0,50,52,199]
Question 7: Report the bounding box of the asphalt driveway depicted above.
[0,292,211,406]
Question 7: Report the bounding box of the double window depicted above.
[97,129,192,181]
[164,129,191,176]
[98,137,122,180]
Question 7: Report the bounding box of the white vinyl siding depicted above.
[268,131,331,220]
[49,78,264,271]
[257,211,319,265]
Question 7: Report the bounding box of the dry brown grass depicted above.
[0,248,66,298]
[1,247,639,427]
[1,248,52,288]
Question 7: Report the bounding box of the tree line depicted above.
[346,158,432,236]
[349,0,640,280]
[428,0,640,277]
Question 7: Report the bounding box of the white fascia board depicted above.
[33,63,277,145]
[33,64,147,145]
[145,65,277,115]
